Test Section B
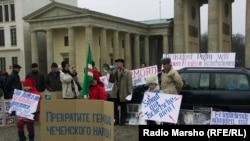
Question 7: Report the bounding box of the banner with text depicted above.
[99,74,114,92]
[210,111,250,125]
[8,89,40,120]
[140,92,182,124]
[163,53,236,70]
[130,65,158,86]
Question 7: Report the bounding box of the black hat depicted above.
[13,64,22,69]
[115,58,124,63]
[161,57,171,64]
[51,62,58,68]
[31,63,38,68]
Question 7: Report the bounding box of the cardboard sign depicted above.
[140,92,182,124]
[40,100,114,141]
[130,65,158,86]
[163,53,236,70]
[210,111,250,125]
[8,89,40,120]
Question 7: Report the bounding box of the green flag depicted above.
[81,43,94,99]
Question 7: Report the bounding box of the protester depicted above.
[89,71,107,100]
[140,62,146,68]
[5,64,22,99]
[60,61,80,99]
[26,63,46,92]
[16,77,42,141]
[109,58,133,125]
[159,57,183,94]
[92,61,101,76]
[144,74,163,125]
[45,63,62,92]
[0,71,8,98]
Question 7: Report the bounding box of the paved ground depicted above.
[0,123,139,141]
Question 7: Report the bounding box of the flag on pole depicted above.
[81,43,94,99]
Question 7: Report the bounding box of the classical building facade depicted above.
[0,0,77,80]
[24,2,173,81]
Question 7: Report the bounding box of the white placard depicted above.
[163,53,236,70]
[210,111,250,125]
[8,89,40,120]
[140,92,182,124]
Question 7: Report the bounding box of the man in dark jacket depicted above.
[45,63,62,92]
[26,63,46,92]
[5,64,22,99]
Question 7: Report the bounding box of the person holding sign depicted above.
[160,57,183,94]
[16,77,42,141]
[109,58,133,126]
[145,74,163,125]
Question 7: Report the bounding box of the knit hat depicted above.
[115,58,124,63]
[51,62,58,68]
[13,64,22,69]
[31,63,38,68]
[22,78,36,87]
[145,74,158,85]
[93,71,100,81]
[161,57,171,64]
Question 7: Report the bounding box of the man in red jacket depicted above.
[16,77,42,141]
[89,71,107,100]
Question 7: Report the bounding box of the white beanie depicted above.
[146,74,158,85]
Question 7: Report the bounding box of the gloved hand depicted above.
[32,110,40,116]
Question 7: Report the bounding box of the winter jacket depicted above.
[60,70,80,99]
[45,71,62,92]
[26,71,46,92]
[160,66,183,94]
[5,70,22,99]
[89,83,107,100]
[109,68,133,102]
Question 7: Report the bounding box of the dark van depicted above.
[178,67,250,113]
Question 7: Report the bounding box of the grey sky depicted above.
[78,0,246,35]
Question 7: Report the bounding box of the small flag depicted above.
[81,43,94,99]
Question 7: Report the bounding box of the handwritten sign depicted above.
[140,92,182,124]
[99,74,114,92]
[163,53,236,70]
[8,89,40,120]
[210,111,250,125]
[130,65,158,86]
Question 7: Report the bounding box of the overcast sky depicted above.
[77,0,246,35]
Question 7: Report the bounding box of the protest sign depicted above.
[210,111,250,125]
[99,75,114,92]
[177,109,193,125]
[140,92,182,124]
[193,106,212,125]
[130,65,158,86]
[126,104,146,125]
[8,89,40,120]
[163,53,236,70]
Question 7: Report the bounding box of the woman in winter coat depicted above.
[89,71,107,100]
[16,77,42,141]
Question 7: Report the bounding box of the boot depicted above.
[28,133,35,141]
[18,132,26,141]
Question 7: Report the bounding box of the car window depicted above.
[180,73,210,90]
[215,73,250,90]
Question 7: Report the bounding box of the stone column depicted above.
[208,0,219,52]
[124,32,131,69]
[31,31,38,63]
[173,0,184,53]
[144,36,149,66]
[85,26,93,46]
[163,34,169,54]
[113,30,119,60]
[46,29,53,70]
[246,0,250,68]
[68,27,76,67]
[134,34,140,68]
[100,28,108,74]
